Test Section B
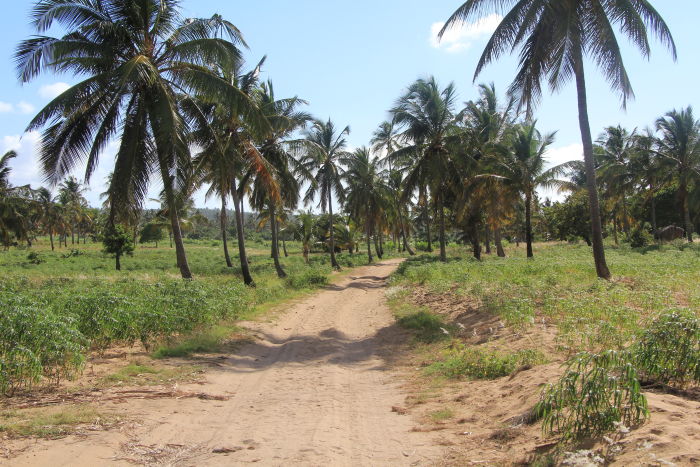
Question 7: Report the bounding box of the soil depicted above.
[2,259,444,466]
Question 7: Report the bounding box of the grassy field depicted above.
[0,237,388,395]
[390,241,700,353]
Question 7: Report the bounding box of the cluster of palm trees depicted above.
[5,0,683,282]
[0,158,96,250]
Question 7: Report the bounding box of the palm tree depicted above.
[343,147,391,263]
[302,119,350,269]
[492,123,566,257]
[36,187,62,250]
[655,107,700,243]
[461,83,517,257]
[596,126,637,238]
[190,58,273,285]
[390,77,462,262]
[249,80,311,278]
[0,150,16,191]
[371,121,415,256]
[17,0,249,279]
[294,210,316,264]
[440,0,676,279]
[630,128,669,236]
[58,176,87,244]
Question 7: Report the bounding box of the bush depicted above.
[633,310,700,386]
[285,269,328,289]
[629,226,654,248]
[536,350,648,441]
[26,252,45,264]
[428,346,547,380]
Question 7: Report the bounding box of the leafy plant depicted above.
[26,252,44,264]
[397,310,451,343]
[536,350,648,442]
[633,310,700,386]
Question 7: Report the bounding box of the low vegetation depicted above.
[392,243,700,447]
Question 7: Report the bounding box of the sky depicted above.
[0,0,698,208]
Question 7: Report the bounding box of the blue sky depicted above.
[0,1,697,207]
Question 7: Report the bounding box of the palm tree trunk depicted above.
[525,193,534,258]
[395,203,415,256]
[159,166,192,279]
[621,192,631,236]
[680,171,693,242]
[425,204,433,252]
[49,230,54,251]
[270,203,286,278]
[574,52,611,279]
[231,181,254,286]
[221,197,233,268]
[115,252,121,271]
[650,182,658,238]
[469,224,481,261]
[374,234,382,260]
[328,191,340,269]
[438,196,447,262]
[366,222,373,263]
[494,227,505,257]
[485,226,492,254]
[282,238,288,257]
[613,216,619,245]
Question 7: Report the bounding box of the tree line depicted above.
[0,0,690,283]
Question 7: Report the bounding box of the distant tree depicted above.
[103,224,134,271]
[140,223,165,248]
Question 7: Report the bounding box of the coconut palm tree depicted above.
[630,128,670,236]
[36,187,63,250]
[248,80,311,278]
[301,119,350,270]
[294,210,315,264]
[190,57,273,285]
[16,0,249,279]
[440,0,676,279]
[342,147,391,263]
[371,121,415,256]
[596,126,637,238]
[655,107,700,243]
[491,123,567,257]
[390,76,463,262]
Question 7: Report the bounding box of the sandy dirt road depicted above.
[7,258,443,466]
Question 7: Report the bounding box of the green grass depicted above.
[391,242,700,354]
[0,404,115,438]
[426,346,548,380]
[102,361,202,385]
[429,408,454,422]
[0,238,400,394]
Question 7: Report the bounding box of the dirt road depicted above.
[8,259,442,466]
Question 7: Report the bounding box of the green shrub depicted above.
[26,252,44,264]
[629,226,654,248]
[536,350,648,442]
[285,269,328,289]
[633,310,700,386]
[428,346,547,380]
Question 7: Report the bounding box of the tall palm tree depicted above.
[492,123,566,257]
[302,119,350,270]
[390,77,462,262]
[655,107,700,243]
[371,121,415,256]
[596,126,636,237]
[36,187,62,250]
[190,57,273,285]
[461,83,517,257]
[342,147,391,263]
[0,150,16,191]
[294,210,315,264]
[630,127,669,235]
[440,0,676,279]
[58,176,87,244]
[16,0,249,279]
[249,81,311,278]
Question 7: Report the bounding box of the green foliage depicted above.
[139,223,165,245]
[26,251,44,264]
[633,310,700,386]
[397,310,450,344]
[536,351,648,442]
[427,346,547,380]
[102,224,134,269]
[285,268,328,289]
[628,225,654,248]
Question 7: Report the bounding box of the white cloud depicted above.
[539,143,583,202]
[39,82,71,99]
[430,14,503,53]
[1,131,43,188]
[17,101,35,114]
[0,102,14,113]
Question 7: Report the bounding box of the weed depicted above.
[427,346,547,380]
[429,408,454,422]
[397,310,451,344]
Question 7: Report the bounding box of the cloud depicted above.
[1,131,43,188]
[0,102,14,113]
[17,101,35,114]
[430,14,502,53]
[538,143,583,202]
[39,82,71,99]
